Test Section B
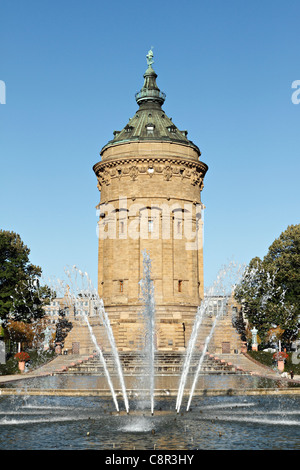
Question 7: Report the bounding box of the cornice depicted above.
[93,155,208,173]
[94,156,208,191]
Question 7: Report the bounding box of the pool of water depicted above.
[0,394,299,450]
[1,372,294,391]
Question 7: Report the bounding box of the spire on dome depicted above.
[100,49,200,156]
[135,48,166,107]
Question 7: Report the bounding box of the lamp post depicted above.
[182,322,186,348]
[251,327,258,351]
[0,320,5,365]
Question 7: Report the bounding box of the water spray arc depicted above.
[176,261,244,413]
[186,297,226,411]
[175,302,207,413]
[82,311,119,412]
[63,266,129,414]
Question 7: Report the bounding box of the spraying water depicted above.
[139,250,156,415]
[175,301,207,413]
[62,267,129,413]
[82,310,119,412]
[186,297,226,411]
[94,295,130,414]
[176,261,244,413]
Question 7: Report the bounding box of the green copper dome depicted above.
[100,49,200,156]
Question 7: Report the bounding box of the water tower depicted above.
[93,50,208,350]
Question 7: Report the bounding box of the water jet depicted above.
[1,261,300,450]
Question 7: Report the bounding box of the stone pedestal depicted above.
[18,361,25,373]
[0,340,5,364]
[277,359,285,373]
[251,327,258,351]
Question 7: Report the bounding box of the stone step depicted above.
[62,351,243,376]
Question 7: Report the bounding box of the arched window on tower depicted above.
[148,218,154,233]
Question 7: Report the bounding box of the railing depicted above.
[135,89,166,101]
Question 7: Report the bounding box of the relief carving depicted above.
[155,165,163,173]
[95,158,206,188]
[129,165,139,181]
[163,165,173,181]
[103,169,111,185]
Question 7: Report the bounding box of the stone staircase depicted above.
[62,351,246,376]
[201,312,243,355]
[63,320,111,355]
[62,308,244,355]
[220,353,279,377]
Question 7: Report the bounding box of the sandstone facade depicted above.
[92,52,210,351]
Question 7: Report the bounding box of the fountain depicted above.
[63,266,129,414]
[138,250,156,415]
[1,259,300,450]
[0,393,300,450]
[176,261,244,413]
[186,296,226,412]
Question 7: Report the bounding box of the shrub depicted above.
[14,351,30,362]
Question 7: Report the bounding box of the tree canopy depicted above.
[0,230,52,324]
[235,224,300,347]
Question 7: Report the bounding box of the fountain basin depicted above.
[1,371,299,396]
[0,394,300,450]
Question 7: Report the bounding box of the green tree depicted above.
[264,224,300,301]
[235,224,300,347]
[0,230,52,324]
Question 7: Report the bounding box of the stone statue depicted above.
[146,48,154,68]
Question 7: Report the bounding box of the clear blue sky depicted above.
[1,0,299,290]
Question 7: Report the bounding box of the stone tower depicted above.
[93,50,208,351]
